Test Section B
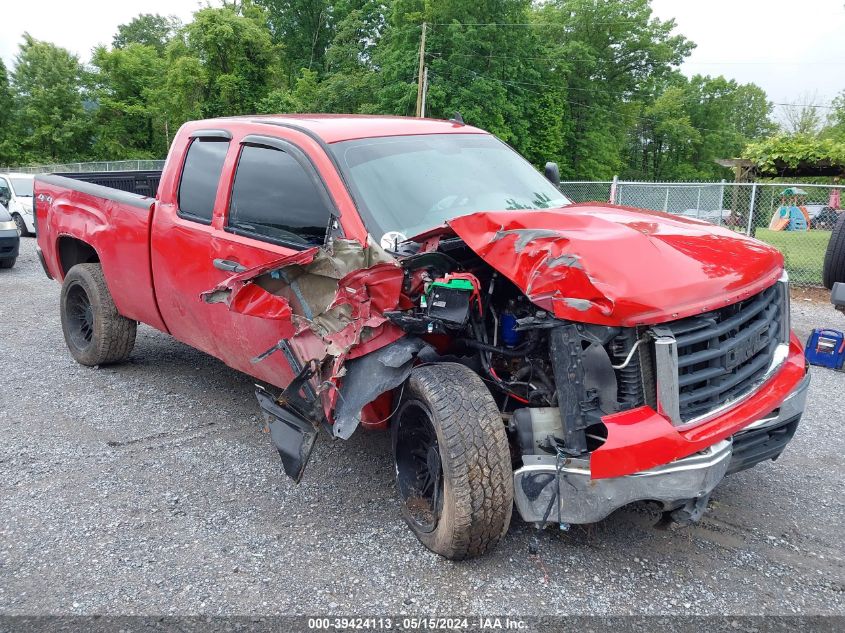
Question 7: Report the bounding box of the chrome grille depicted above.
[654,279,788,425]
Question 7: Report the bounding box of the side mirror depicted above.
[544,162,560,188]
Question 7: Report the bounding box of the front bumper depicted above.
[513,372,809,525]
[0,230,20,260]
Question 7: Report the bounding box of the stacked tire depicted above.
[823,212,845,289]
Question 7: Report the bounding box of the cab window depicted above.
[178,138,230,223]
[226,144,332,247]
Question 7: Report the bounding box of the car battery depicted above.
[424,276,480,327]
[804,329,845,370]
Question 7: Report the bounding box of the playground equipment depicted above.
[768,187,811,231]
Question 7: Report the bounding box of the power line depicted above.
[774,103,837,110]
[685,61,845,66]
[427,53,839,109]
[433,62,738,136]
[426,21,656,27]
[429,51,845,67]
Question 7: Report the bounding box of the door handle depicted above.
[213,258,247,273]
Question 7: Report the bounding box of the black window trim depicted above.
[223,135,339,251]
[190,128,233,140]
[176,136,231,226]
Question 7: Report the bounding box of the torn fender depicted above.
[201,238,409,445]
[332,337,426,439]
[200,239,403,358]
[201,246,320,312]
[447,205,784,327]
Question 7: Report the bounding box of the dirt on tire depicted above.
[395,363,514,560]
[60,263,137,366]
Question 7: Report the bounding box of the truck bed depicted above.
[34,173,167,332]
[53,170,162,198]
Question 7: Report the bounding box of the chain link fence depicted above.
[559,180,842,286]
[0,160,166,174]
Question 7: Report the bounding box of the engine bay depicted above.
[385,234,652,459]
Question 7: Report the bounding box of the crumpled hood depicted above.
[447,204,784,326]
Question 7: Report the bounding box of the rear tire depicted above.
[0,258,15,269]
[823,212,845,289]
[12,214,29,237]
[393,363,513,560]
[60,263,136,366]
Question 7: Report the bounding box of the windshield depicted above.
[331,134,570,239]
[10,178,33,197]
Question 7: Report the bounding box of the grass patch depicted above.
[754,228,831,286]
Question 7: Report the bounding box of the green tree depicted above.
[372,0,554,165]
[626,75,775,180]
[257,0,334,80]
[11,34,91,162]
[171,6,278,118]
[314,6,386,112]
[113,13,181,52]
[0,59,17,164]
[631,85,700,180]
[780,94,825,135]
[90,43,169,158]
[535,0,694,178]
[824,90,845,141]
[152,4,280,128]
[258,68,320,113]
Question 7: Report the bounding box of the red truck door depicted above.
[151,129,340,389]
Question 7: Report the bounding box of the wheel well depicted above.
[58,237,99,277]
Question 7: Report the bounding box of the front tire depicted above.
[12,214,29,237]
[0,258,15,269]
[393,363,513,560]
[60,263,137,366]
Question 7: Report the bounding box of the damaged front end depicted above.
[201,238,439,481]
[200,205,807,528]
[375,210,807,528]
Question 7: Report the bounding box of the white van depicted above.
[0,173,35,236]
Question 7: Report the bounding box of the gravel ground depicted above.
[0,237,843,616]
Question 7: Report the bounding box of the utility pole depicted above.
[421,66,429,118]
[415,22,427,117]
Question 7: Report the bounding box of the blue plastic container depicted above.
[500,312,522,347]
[804,329,845,369]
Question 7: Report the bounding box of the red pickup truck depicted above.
[35,115,809,559]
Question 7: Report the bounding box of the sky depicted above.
[651,0,845,113]
[1,0,844,115]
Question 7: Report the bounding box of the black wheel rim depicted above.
[66,283,94,350]
[394,400,444,533]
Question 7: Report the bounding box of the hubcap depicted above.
[66,284,94,350]
[394,400,444,533]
